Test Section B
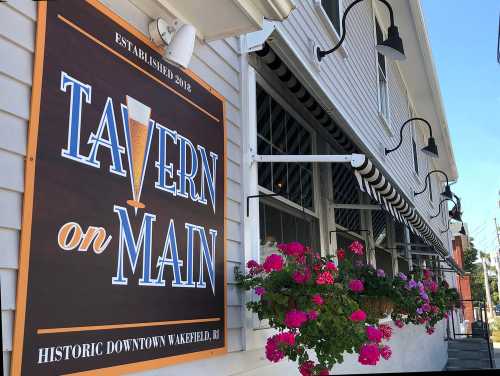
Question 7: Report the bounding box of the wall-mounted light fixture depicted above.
[459,223,466,236]
[316,0,405,62]
[448,194,463,222]
[431,197,457,219]
[414,170,453,199]
[149,18,196,68]
[385,117,438,158]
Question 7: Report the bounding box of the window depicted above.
[321,0,341,35]
[259,201,320,261]
[376,249,393,277]
[412,138,419,174]
[375,18,389,120]
[429,175,434,202]
[256,84,315,210]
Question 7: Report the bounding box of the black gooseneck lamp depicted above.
[458,223,467,236]
[448,194,463,222]
[316,0,406,62]
[385,118,439,158]
[431,197,458,220]
[413,170,453,199]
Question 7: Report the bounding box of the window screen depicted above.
[398,258,409,274]
[375,248,393,277]
[256,84,314,210]
[259,201,320,261]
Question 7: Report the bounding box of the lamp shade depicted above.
[449,206,462,222]
[421,136,439,158]
[375,25,406,61]
[441,185,453,200]
[459,224,466,236]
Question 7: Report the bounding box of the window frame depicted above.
[408,103,422,182]
[372,8,392,134]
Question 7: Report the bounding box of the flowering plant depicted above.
[391,270,460,333]
[236,242,391,374]
[336,242,396,323]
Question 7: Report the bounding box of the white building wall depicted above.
[0,0,453,375]
[274,0,450,247]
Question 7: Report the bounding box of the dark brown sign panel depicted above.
[12,1,226,374]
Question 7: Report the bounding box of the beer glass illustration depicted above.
[123,95,154,213]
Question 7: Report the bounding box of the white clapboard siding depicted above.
[0,0,245,374]
[277,0,442,237]
[0,2,35,373]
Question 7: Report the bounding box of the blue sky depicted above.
[421,0,500,253]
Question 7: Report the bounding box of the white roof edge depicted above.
[408,0,458,181]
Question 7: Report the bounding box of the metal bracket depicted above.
[251,153,355,164]
[241,20,277,53]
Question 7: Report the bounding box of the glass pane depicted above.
[256,85,271,141]
[272,147,287,194]
[321,0,340,34]
[375,248,393,277]
[282,211,297,243]
[258,141,272,190]
[288,163,301,204]
[301,169,314,210]
[270,98,287,152]
[398,258,409,274]
[264,204,282,246]
[372,210,387,248]
[286,117,301,155]
[259,202,266,245]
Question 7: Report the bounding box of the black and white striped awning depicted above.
[351,154,449,258]
[253,44,460,273]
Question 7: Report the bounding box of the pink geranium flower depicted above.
[348,279,364,293]
[378,324,393,340]
[337,248,346,261]
[349,241,364,256]
[293,269,311,284]
[395,320,404,328]
[426,326,435,335]
[307,310,319,321]
[325,261,337,271]
[380,345,392,360]
[265,336,284,362]
[316,271,334,285]
[263,254,284,272]
[312,294,324,306]
[277,242,306,257]
[247,260,259,269]
[366,326,383,343]
[299,361,314,376]
[349,309,367,322]
[284,309,308,328]
[265,332,296,363]
[358,343,380,365]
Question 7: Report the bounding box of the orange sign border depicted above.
[11,1,228,375]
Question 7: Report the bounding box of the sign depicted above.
[12,1,226,374]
